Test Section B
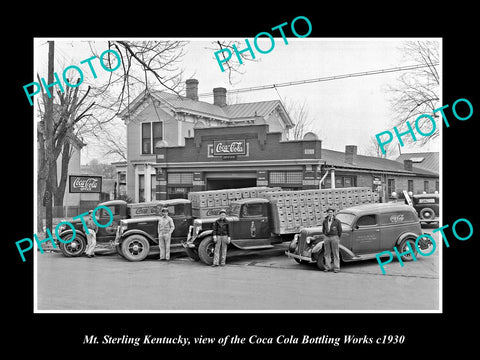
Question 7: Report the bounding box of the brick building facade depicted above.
[118,79,439,203]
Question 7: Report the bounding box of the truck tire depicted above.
[59,234,86,257]
[419,207,435,221]
[397,238,417,261]
[116,244,124,258]
[121,234,150,262]
[316,250,326,270]
[294,258,309,265]
[185,247,200,261]
[198,236,215,265]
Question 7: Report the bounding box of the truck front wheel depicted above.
[397,238,417,262]
[198,237,215,265]
[59,234,86,257]
[186,247,200,261]
[316,250,326,270]
[121,235,150,262]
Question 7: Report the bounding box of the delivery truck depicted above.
[183,187,379,265]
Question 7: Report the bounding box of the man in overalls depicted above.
[85,210,98,258]
[212,209,231,267]
[157,207,175,261]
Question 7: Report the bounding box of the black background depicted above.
[6,4,477,356]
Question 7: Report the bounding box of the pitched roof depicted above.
[119,89,293,127]
[321,148,438,176]
[395,152,439,173]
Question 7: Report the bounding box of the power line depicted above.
[198,63,439,97]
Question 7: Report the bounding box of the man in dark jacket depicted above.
[212,209,231,267]
[322,208,343,273]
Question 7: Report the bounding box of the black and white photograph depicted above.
[7,7,478,356]
[31,37,441,312]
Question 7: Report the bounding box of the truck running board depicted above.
[233,244,275,250]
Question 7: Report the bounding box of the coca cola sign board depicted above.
[69,175,102,193]
[213,140,246,156]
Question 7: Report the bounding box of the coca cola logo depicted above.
[213,140,246,155]
[389,214,404,223]
[70,176,101,193]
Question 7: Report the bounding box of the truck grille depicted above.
[297,233,307,255]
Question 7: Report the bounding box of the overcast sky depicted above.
[34,38,441,164]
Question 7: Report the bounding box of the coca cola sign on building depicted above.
[213,140,246,156]
[69,175,102,193]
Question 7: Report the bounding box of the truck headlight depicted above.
[289,234,299,252]
[119,222,128,235]
[193,220,202,235]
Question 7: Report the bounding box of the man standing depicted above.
[85,210,98,258]
[212,209,231,267]
[322,208,343,273]
[157,207,175,261]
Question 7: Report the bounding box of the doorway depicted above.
[206,178,257,190]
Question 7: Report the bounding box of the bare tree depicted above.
[36,40,189,229]
[36,42,95,231]
[387,40,440,146]
[363,135,398,159]
[207,41,259,85]
[284,98,314,140]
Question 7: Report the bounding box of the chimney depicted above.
[404,159,413,171]
[185,79,199,101]
[345,145,357,165]
[213,87,227,107]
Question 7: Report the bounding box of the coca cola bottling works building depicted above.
[118,79,438,202]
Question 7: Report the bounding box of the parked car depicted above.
[285,203,430,270]
[408,193,439,225]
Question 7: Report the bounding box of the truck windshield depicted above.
[336,213,355,226]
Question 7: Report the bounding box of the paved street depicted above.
[36,228,440,311]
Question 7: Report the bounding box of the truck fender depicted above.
[311,241,355,261]
[56,229,86,244]
[120,229,157,244]
[192,230,214,246]
[287,234,299,253]
[395,232,421,247]
[311,241,324,262]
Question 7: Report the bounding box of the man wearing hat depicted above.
[322,208,343,272]
[85,210,98,258]
[212,209,231,267]
[157,207,175,261]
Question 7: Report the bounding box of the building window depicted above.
[168,172,194,184]
[141,122,163,154]
[269,171,303,185]
[387,179,395,197]
[424,181,429,193]
[408,180,414,193]
[435,181,439,192]
[168,187,191,199]
[323,175,357,189]
[138,174,145,202]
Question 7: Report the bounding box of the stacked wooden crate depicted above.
[188,187,281,218]
[261,187,379,233]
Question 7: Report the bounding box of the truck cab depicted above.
[114,199,193,261]
[183,198,293,265]
[56,200,128,257]
[57,199,194,259]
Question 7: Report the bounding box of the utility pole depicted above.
[43,40,55,231]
